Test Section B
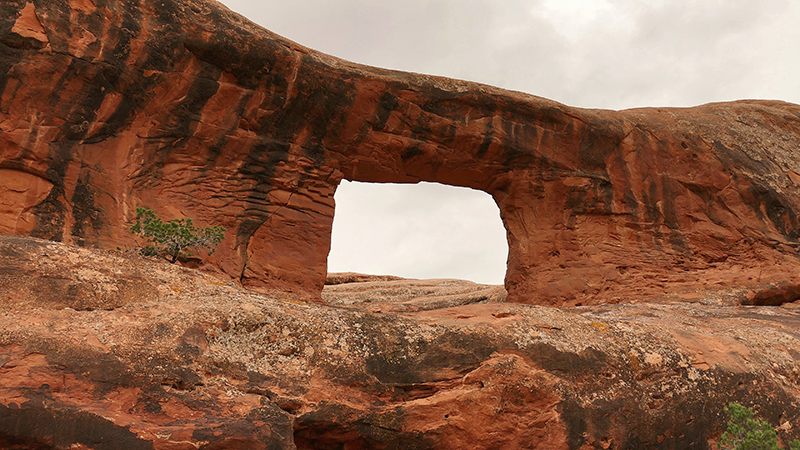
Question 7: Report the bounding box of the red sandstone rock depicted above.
[1,234,800,449]
[2,0,800,307]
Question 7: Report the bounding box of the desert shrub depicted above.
[129,207,225,264]
[718,402,800,450]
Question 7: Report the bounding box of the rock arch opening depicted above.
[327,181,508,285]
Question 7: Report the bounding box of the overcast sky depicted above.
[219,0,800,284]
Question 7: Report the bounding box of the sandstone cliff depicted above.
[1,234,800,449]
[3,0,800,305]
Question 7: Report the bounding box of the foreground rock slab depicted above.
[1,235,799,449]
[3,0,800,304]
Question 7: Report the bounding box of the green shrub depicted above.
[129,207,225,264]
[718,403,800,450]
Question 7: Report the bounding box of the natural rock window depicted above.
[327,181,508,284]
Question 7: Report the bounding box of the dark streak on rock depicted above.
[0,402,153,450]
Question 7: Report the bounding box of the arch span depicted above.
[4,0,800,305]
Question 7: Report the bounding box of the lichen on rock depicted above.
[1,235,800,448]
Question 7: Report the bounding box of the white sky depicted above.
[218,0,800,284]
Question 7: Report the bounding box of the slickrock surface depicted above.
[3,0,800,304]
[323,273,508,312]
[1,234,799,449]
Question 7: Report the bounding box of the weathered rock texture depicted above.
[1,234,800,449]
[3,0,800,306]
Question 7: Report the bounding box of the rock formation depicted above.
[3,0,800,305]
[5,1,800,447]
[2,234,800,449]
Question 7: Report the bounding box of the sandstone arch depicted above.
[2,0,800,305]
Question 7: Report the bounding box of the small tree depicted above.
[718,403,800,450]
[130,207,225,264]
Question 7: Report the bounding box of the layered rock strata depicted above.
[1,235,800,449]
[2,0,800,304]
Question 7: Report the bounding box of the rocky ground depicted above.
[1,234,800,449]
[323,273,507,312]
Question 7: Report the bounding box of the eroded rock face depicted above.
[3,0,800,305]
[1,235,800,449]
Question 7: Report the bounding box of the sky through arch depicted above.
[327,181,508,285]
